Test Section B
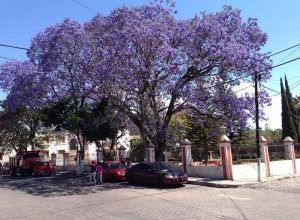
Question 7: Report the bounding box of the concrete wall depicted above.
[232,163,267,181]
[175,165,224,179]
[296,159,300,173]
[269,160,294,176]
[231,159,300,181]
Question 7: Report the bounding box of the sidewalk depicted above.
[187,175,300,188]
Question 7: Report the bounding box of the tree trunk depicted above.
[155,129,167,161]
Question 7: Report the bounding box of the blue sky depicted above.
[1,0,300,128]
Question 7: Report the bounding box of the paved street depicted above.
[0,173,300,220]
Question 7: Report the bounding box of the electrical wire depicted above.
[205,56,300,90]
[0,43,28,50]
[72,0,99,14]
[268,43,300,58]
[0,55,17,61]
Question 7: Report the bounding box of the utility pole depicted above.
[255,73,261,182]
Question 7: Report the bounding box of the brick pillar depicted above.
[96,148,103,163]
[181,138,192,174]
[219,135,233,180]
[51,153,57,166]
[259,136,271,177]
[146,147,155,163]
[118,145,126,161]
[283,136,297,174]
[63,152,69,170]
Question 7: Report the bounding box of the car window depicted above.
[110,163,127,169]
[101,163,108,170]
[152,162,178,172]
[22,152,40,159]
[136,163,152,171]
[131,163,150,171]
[37,162,49,166]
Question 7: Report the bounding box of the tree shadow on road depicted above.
[0,172,182,197]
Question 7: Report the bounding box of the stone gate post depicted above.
[284,136,297,174]
[145,143,155,163]
[51,153,57,166]
[118,145,126,161]
[96,148,103,163]
[181,139,192,174]
[63,152,69,170]
[260,136,271,177]
[219,135,233,180]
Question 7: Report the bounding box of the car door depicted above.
[133,163,155,184]
[100,162,109,179]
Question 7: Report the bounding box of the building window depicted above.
[69,138,77,150]
[58,150,65,155]
[57,135,65,144]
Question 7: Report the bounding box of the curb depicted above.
[187,180,256,188]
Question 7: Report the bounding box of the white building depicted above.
[0,130,132,164]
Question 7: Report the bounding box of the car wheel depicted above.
[127,175,134,184]
[109,174,114,182]
[154,177,164,188]
[19,167,24,176]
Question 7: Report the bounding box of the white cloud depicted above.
[262,95,281,129]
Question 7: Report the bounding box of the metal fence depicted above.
[268,144,285,160]
[55,158,64,166]
[295,143,300,158]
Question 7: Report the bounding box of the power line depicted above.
[0,55,17,61]
[207,56,300,90]
[72,0,99,14]
[277,46,300,63]
[233,84,253,94]
[269,75,300,82]
[261,84,279,94]
[0,43,28,51]
[268,43,300,58]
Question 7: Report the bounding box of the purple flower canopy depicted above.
[84,4,271,130]
[0,3,272,133]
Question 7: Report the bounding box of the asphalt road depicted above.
[0,172,300,220]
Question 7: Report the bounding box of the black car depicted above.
[125,162,188,187]
[2,162,10,175]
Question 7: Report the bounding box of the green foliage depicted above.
[129,139,144,162]
[261,128,282,144]
[281,77,298,141]
[0,102,44,153]
[82,99,126,147]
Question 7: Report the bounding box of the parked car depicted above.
[2,162,10,175]
[125,162,188,187]
[33,161,56,176]
[100,161,127,181]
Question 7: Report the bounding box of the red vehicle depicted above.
[125,162,188,187]
[9,150,42,176]
[100,161,127,181]
[34,161,56,176]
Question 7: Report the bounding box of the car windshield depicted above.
[110,163,127,169]
[153,163,181,172]
[37,162,49,166]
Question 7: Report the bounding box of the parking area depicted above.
[1,172,300,220]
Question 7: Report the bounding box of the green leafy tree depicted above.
[0,102,44,153]
[82,99,127,160]
[285,75,299,142]
[261,128,282,144]
[281,78,297,140]
[42,98,89,160]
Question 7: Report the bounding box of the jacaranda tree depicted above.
[85,4,272,160]
[0,2,272,161]
[27,19,95,162]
